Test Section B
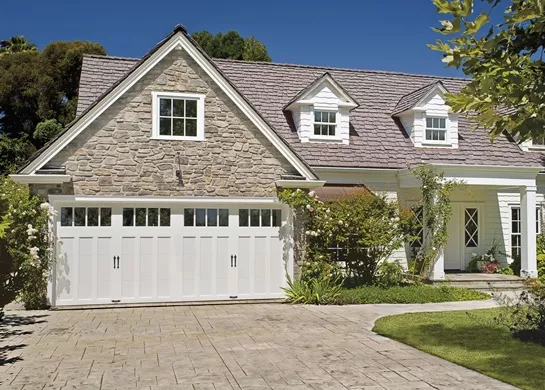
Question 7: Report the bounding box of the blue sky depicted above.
[1,0,495,77]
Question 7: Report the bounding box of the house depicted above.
[11,25,545,307]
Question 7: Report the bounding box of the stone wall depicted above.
[40,49,296,197]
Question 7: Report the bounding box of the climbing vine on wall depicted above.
[410,166,459,278]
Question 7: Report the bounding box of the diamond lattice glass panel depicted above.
[465,208,478,247]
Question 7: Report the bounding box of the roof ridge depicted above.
[213,58,471,81]
[83,54,139,61]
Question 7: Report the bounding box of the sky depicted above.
[0,0,498,77]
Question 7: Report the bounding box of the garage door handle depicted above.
[230,255,233,267]
[113,256,116,269]
[116,256,120,269]
[234,255,237,267]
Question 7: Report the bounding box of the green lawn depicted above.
[337,285,489,304]
[373,309,545,390]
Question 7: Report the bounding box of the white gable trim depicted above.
[414,83,449,110]
[285,74,358,111]
[20,32,317,180]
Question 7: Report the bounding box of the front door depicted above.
[445,204,481,270]
[445,204,462,270]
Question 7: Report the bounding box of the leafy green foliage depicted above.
[0,135,36,174]
[192,30,271,62]
[278,188,411,285]
[282,273,343,305]
[0,178,54,311]
[410,166,458,277]
[0,36,37,55]
[430,0,545,141]
[495,284,545,346]
[374,308,545,390]
[374,260,407,288]
[33,119,63,143]
[337,284,489,304]
[0,37,105,167]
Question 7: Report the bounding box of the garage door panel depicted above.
[199,237,213,296]
[97,237,112,300]
[216,236,230,296]
[269,236,283,295]
[78,237,93,301]
[56,237,75,302]
[157,237,171,298]
[121,237,136,299]
[254,236,267,294]
[237,236,252,296]
[182,236,197,297]
[139,237,153,298]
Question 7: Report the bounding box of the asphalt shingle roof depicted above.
[76,55,545,169]
[392,81,445,116]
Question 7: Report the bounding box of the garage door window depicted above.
[239,209,282,227]
[61,207,112,227]
[123,208,171,227]
[184,208,229,227]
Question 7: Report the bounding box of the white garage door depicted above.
[53,202,290,306]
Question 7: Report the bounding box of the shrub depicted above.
[278,188,411,285]
[0,178,54,312]
[282,273,342,305]
[495,284,545,345]
[500,266,515,275]
[374,260,406,288]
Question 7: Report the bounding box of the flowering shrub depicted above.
[480,262,502,274]
[278,187,412,285]
[0,178,54,312]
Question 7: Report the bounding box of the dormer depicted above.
[392,81,459,149]
[285,73,358,145]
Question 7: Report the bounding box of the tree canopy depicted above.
[191,30,271,62]
[430,0,545,141]
[0,37,105,173]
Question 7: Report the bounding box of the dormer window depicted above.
[392,81,458,149]
[314,111,337,136]
[284,73,358,145]
[425,117,447,142]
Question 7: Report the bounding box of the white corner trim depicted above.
[20,32,317,180]
[10,174,71,184]
[275,180,326,189]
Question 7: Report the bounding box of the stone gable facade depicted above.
[40,49,295,197]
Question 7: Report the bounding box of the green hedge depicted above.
[336,285,489,304]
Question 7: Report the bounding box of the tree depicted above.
[0,39,105,151]
[0,36,37,55]
[243,37,271,62]
[430,0,545,141]
[192,30,271,62]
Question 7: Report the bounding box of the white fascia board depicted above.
[398,164,541,188]
[48,195,284,205]
[10,174,71,184]
[286,75,358,111]
[275,180,326,189]
[21,33,316,181]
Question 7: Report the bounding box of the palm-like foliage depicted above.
[0,36,37,55]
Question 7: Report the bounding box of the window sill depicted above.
[421,141,453,148]
[528,146,545,152]
[151,135,205,141]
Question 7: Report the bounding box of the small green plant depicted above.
[495,284,545,346]
[282,273,343,305]
[500,266,515,276]
[466,240,505,273]
[374,260,406,288]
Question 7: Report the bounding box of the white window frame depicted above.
[311,108,340,140]
[510,205,542,258]
[151,91,206,141]
[423,115,449,144]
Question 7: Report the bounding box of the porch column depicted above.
[427,196,445,280]
[520,185,538,278]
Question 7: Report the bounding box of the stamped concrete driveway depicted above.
[0,301,516,390]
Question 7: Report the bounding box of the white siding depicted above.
[291,85,351,145]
